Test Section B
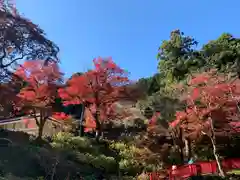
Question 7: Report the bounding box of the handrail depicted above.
[0,115,36,124]
[149,158,240,180]
[0,113,63,125]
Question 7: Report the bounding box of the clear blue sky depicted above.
[15,0,240,80]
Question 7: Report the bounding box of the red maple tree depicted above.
[83,107,96,133]
[170,70,240,177]
[52,112,72,121]
[59,57,137,138]
[14,60,63,139]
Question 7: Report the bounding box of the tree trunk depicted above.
[210,136,225,177]
[79,104,85,137]
[179,127,184,164]
[36,112,46,141]
[184,138,191,162]
[94,110,103,142]
[95,126,103,142]
[179,145,184,164]
[209,117,225,177]
[38,122,44,140]
[95,130,99,140]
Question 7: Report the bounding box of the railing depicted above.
[0,115,35,125]
[149,158,240,180]
[0,114,62,124]
[0,114,63,135]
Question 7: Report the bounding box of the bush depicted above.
[51,132,92,150]
[51,132,118,173]
[51,132,161,176]
[137,173,150,180]
[0,130,165,179]
[110,141,162,176]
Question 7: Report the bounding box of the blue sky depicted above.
[15,0,240,80]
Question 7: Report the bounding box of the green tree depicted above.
[157,29,204,85]
[137,73,161,96]
[202,33,240,77]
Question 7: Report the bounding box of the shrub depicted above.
[51,132,118,173]
[110,141,162,176]
[51,132,162,177]
[137,172,150,180]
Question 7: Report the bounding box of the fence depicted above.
[148,158,240,180]
[0,114,64,136]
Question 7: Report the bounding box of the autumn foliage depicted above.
[15,60,62,108]
[14,60,63,139]
[169,70,240,176]
[171,70,240,138]
[84,107,96,132]
[59,57,136,134]
[52,112,71,121]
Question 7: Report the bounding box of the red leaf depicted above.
[172,70,240,139]
[59,57,136,125]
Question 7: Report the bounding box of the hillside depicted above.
[0,129,144,180]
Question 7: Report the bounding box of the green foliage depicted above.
[0,128,159,179]
[202,33,240,76]
[0,130,115,179]
[157,30,240,87]
[137,73,162,96]
[52,132,74,143]
[110,141,162,175]
[110,142,142,173]
[137,89,184,122]
[157,29,203,85]
[137,173,150,180]
[51,132,161,176]
[51,132,117,173]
